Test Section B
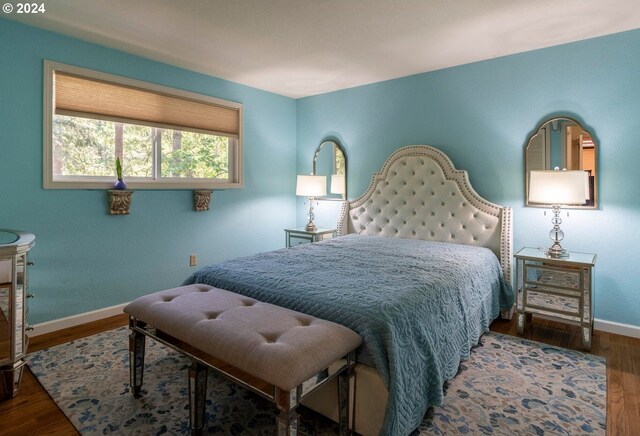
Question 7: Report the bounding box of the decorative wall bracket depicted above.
[193,190,212,211]
[108,190,133,215]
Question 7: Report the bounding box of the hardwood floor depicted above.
[0,314,638,435]
[0,314,128,436]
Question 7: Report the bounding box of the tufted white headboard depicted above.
[337,145,512,281]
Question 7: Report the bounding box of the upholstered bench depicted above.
[124,284,362,435]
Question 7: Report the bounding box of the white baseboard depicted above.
[29,302,129,337]
[594,318,640,339]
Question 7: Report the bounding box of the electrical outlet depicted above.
[189,254,197,267]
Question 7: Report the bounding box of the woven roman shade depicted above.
[54,72,240,137]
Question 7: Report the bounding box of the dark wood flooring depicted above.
[0,314,638,435]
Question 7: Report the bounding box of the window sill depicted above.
[45,181,242,190]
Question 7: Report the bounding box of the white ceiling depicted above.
[8,0,640,98]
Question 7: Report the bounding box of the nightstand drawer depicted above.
[288,235,313,246]
[524,281,581,298]
[525,289,581,318]
[284,227,336,248]
[525,265,580,290]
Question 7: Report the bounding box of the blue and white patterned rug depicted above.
[27,328,606,435]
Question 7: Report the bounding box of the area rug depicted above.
[27,328,606,435]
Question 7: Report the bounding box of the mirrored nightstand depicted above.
[285,227,336,247]
[515,247,596,350]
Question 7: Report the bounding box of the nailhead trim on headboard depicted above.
[337,145,512,281]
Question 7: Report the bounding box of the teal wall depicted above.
[297,29,640,327]
[0,19,297,323]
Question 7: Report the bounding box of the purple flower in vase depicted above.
[114,157,127,190]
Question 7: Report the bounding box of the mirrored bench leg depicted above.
[188,361,208,435]
[275,386,300,436]
[128,321,146,398]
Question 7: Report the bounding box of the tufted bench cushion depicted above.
[124,284,362,391]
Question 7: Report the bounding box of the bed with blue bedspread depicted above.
[185,145,514,435]
[184,234,513,435]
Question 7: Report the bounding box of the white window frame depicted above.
[43,60,243,190]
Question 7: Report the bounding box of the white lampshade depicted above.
[330,174,345,194]
[529,170,588,205]
[296,175,326,197]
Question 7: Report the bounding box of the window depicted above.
[43,61,243,189]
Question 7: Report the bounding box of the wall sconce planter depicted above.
[193,190,212,211]
[108,190,133,215]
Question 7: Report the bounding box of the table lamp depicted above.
[528,169,588,258]
[296,175,326,231]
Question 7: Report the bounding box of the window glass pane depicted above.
[52,115,153,178]
[160,130,230,179]
[52,115,115,177]
[120,124,153,177]
[53,114,230,181]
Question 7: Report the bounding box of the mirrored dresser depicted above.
[0,230,35,400]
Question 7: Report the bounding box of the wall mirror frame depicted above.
[312,139,347,201]
[525,116,598,209]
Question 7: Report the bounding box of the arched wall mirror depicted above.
[525,117,597,208]
[312,139,347,200]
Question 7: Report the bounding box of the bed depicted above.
[183,145,514,435]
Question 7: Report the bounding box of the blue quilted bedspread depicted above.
[183,234,513,435]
